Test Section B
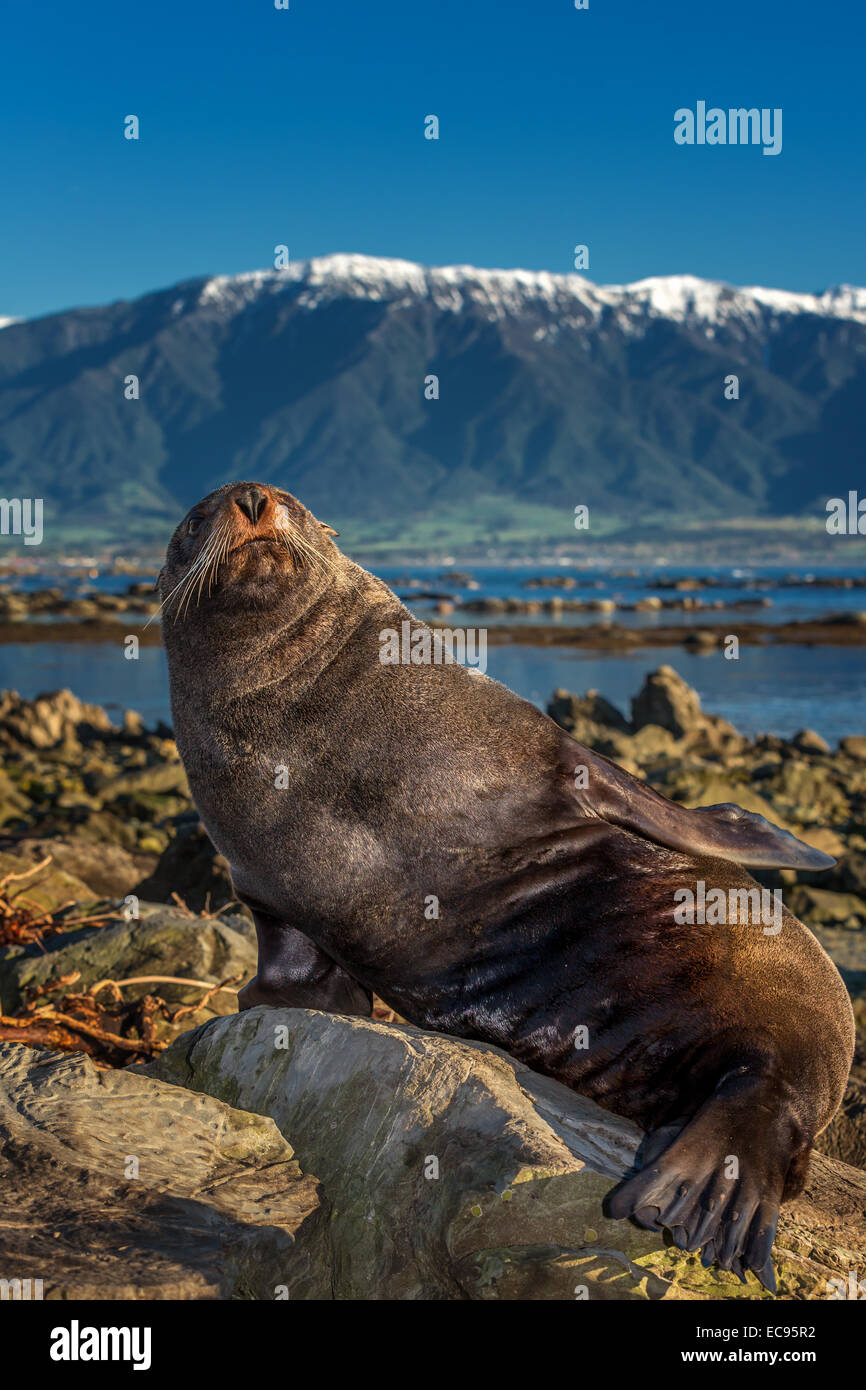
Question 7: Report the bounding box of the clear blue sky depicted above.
[1,0,864,318]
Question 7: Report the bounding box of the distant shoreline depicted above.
[2,612,866,651]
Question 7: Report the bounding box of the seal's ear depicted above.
[319,523,339,537]
[564,737,835,871]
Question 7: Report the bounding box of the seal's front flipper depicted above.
[604,1071,801,1292]
[238,911,374,1017]
[567,741,834,870]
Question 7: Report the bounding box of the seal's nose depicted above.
[234,485,268,524]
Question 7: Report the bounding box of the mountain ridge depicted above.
[0,254,863,548]
[7,254,866,329]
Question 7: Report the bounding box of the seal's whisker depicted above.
[282,527,335,577]
[193,519,230,610]
[184,525,226,617]
[153,544,211,624]
[208,520,234,597]
[171,523,227,622]
[174,536,217,619]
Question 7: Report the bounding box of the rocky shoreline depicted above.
[0,671,864,1297]
[2,578,866,654]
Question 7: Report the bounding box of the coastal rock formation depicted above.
[4,1010,863,1300]
[631,664,704,737]
[146,1008,866,1300]
[0,669,864,1291]
[0,1041,329,1299]
[0,904,254,1019]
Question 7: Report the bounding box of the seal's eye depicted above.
[187,515,204,537]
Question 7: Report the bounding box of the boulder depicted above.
[0,689,114,752]
[683,629,720,650]
[840,736,866,763]
[791,729,831,756]
[838,852,866,898]
[767,759,851,825]
[675,776,792,830]
[0,904,255,1016]
[819,1038,866,1171]
[135,816,235,911]
[627,724,679,759]
[1,836,156,900]
[149,1008,866,1301]
[0,1042,329,1298]
[631,666,704,738]
[787,886,866,930]
[0,848,96,915]
[547,688,631,734]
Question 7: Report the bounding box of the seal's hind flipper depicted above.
[603,1072,798,1292]
[568,741,834,870]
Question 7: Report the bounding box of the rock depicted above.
[0,689,114,752]
[150,1008,866,1300]
[0,848,96,914]
[122,710,146,738]
[827,611,866,626]
[0,1042,329,1298]
[764,760,851,825]
[791,729,831,755]
[683,629,720,650]
[786,886,866,930]
[0,904,256,1016]
[2,836,157,900]
[794,827,848,863]
[837,852,866,897]
[840,736,866,763]
[103,763,190,799]
[627,724,678,759]
[0,770,36,827]
[135,816,235,911]
[672,712,744,760]
[674,776,795,839]
[818,1037,866,1170]
[631,666,703,738]
[548,688,631,734]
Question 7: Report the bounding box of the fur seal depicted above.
[160,480,854,1291]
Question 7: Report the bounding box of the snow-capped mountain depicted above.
[192,254,866,330]
[0,254,863,539]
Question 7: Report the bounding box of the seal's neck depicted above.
[165,557,405,716]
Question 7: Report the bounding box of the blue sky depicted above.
[1,0,864,318]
